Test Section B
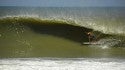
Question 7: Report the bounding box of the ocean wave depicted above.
[0,16,125,47]
[0,16,125,35]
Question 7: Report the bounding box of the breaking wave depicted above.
[0,16,125,47]
[0,16,125,35]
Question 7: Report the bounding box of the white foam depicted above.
[0,58,125,70]
[91,38,121,49]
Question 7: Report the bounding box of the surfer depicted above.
[87,31,96,43]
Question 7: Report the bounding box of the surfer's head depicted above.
[87,32,91,35]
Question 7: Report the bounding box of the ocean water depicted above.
[0,6,125,70]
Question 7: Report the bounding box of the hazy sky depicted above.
[0,0,125,7]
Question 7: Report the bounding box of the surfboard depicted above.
[83,42,101,45]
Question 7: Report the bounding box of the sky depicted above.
[0,0,125,7]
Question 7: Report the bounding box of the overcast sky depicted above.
[0,0,125,7]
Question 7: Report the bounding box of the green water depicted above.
[0,18,125,58]
[0,30,125,58]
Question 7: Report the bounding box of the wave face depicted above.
[0,7,125,58]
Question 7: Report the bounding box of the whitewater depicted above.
[0,58,125,70]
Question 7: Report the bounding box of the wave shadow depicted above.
[23,23,92,43]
